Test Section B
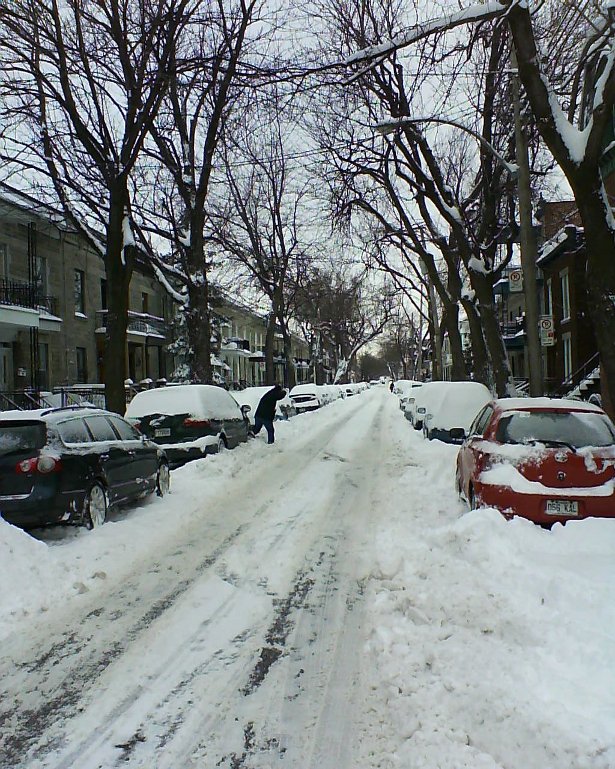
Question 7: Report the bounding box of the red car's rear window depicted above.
[496,411,615,448]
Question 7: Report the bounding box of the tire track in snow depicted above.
[0,394,375,769]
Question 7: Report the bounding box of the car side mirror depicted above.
[449,427,466,441]
[241,404,251,415]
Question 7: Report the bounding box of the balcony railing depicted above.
[0,278,57,315]
[95,309,168,339]
[500,319,525,337]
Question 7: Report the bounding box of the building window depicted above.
[141,292,149,314]
[101,279,107,310]
[560,269,570,321]
[562,332,572,380]
[34,256,48,296]
[545,278,553,315]
[74,269,86,315]
[76,347,87,382]
[38,343,50,390]
[0,243,8,279]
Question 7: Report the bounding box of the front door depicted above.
[0,345,13,391]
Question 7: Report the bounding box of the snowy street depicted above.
[1,387,615,769]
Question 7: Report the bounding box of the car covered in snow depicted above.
[395,380,423,410]
[455,397,615,525]
[405,381,452,430]
[422,381,492,443]
[289,384,322,413]
[125,384,250,467]
[230,385,297,424]
[0,406,169,530]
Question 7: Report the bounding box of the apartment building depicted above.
[0,186,174,396]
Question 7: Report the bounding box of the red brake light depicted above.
[183,418,211,428]
[16,455,62,474]
[16,457,37,474]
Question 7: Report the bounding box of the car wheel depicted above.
[216,436,227,453]
[84,482,107,529]
[156,463,170,497]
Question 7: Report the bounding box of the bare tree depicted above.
[312,0,528,394]
[346,0,615,416]
[137,0,264,384]
[211,105,311,387]
[295,265,393,383]
[0,0,196,412]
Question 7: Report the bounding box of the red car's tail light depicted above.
[16,455,62,474]
[183,418,211,428]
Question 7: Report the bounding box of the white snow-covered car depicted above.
[396,380,423,410]
[422,381,492,443]
[230,386,296,425]
[289,384,322,413]
[125,384,250,467]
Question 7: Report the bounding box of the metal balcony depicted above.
[0,278,57,315]
[95,309,168,339]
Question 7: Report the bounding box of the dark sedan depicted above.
[0,406,169,530]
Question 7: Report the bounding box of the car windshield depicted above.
[0,422,46,456]
[496,411,615,448]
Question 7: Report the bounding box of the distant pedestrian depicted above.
[253,384,287,444]
[389,380,394,393]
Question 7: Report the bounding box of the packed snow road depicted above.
[1,387,615,769]
[0,388,390,769]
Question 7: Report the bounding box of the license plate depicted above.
[154,428,171,438]
[545,500,579,516]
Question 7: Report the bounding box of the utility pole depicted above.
[512,49,544,396]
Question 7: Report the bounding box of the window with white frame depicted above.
[562,332,572,380]
[546,278,553,315]
[0,243,8,279]
[74,269,86,314]
[560,269,570,320]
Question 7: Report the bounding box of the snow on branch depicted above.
[345,2,508,65]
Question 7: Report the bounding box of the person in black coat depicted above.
[253,384,287,444]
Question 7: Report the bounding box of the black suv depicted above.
[0,406,169,530]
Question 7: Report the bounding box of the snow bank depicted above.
[357,416,615,769]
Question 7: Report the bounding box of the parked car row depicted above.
[288,382,367,413]
[1,380,370,533]
[397,379,615,527]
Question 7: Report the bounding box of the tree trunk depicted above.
[472,273,513,397]
[575,180,615,420]
[442,303,467,381]
[282,331,296,389]
[264,314,276,385]
[103,186,132,414]
[185,211,213,383]
[461,298,491,388]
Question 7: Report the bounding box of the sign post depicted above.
[539,316,555,347]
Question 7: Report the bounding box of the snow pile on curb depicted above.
[0,518,80,625]
[361,498,615,768]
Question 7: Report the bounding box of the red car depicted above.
[456,398,615,526]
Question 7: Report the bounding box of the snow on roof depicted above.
[537,225,581,266]
[496,397,603,413]
[125,385,241,420]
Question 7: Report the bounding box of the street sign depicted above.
[509,269,523,292]
[539,316,555,347]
